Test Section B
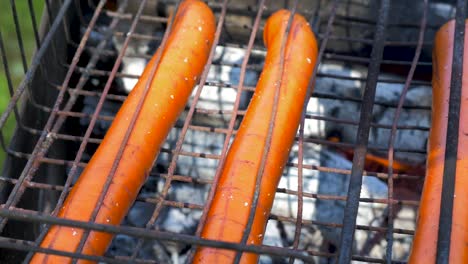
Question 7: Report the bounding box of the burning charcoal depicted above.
[157,207,198,264]
[262,218,323,264]
[73,9,126,94]
[158,128,225,179]
[273,145,321,221]
[107,235,171,262]
[112,0,162,93]
[370,84,431,163]
[192,46,261,125]
[260,219,288,263]
[315,149,388,259]
[158,207,199,235]
[79,96,122,136]
[79,13,115,51]
[107,234,137,257]
[305,63,365,140]
[370,0,453,70]
[271,144,388,258]
[156,182,205,237]
[127,201,155,228]
[218,0,316,45]
[151,241,173,263]
[307,63,431,163]
[370,108,429,163]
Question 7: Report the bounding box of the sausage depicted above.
[409,19,468,263]
[30,1,216,263]
[192,9,318,264]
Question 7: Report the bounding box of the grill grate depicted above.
[0,0,462,263]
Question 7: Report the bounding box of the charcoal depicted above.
[127,201,155,228]
[80,96,122,136]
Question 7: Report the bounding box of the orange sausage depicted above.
[30,1,215,263]
[409,19,468,263]
[193,10,318,264]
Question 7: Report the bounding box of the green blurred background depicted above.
[0,1,45,167]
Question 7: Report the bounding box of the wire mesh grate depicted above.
[0,0,462,263]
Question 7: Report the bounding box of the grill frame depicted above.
[0,0,460,263]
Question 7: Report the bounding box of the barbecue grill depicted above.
[0,0,461,263]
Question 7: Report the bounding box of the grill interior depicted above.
[0,0,459,263]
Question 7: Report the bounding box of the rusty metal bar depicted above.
[0,0,75,232]
[4,145,424,181]
[436,0,466,261]
[0,0,434,262]
[0,238,136,264]
[385,0,428,261]
[290,0,340,262]
[129,0,230,260]
[24,0,134,261]
[9,0,29,73]
[337,0,390,263]
[192,0,266,257]
[27,0,42,49]
[269,214,414,236]
[0,208,316,262]
[69,0,167,261]
[0,174,420,207]
[0,30,22,154]
[234,1,299,263]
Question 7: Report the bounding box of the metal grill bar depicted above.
[291,1,339,262]
[0,31,22,147]
[88,26,434,49]
[18,99,430,131]
[47,77,432,111]
[0,0,71,130]
[385,0,428,262]
[0,0,109,233]
[0,207,414,263]
[0,171,421,207]
[0,208,317,263]
[63,54,432,77]
[192,0,263,240]
[129,0,229,260]
[27,0,41,49]
[69,0,167,261]
[24,0,130,258]
[0,0,444,262]
[436,0,466,262]
[0,212,414,263]
[234,1,296,261]
[0,0,74,231]
[3,144,424,177]
[337,0,390,263]
[9,0,29,73]
[1,238,138,264]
